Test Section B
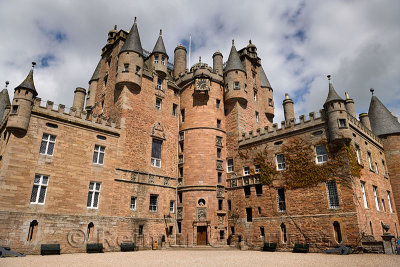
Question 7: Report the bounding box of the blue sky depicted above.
[0,0,399,123]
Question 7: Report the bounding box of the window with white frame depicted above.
[355,144,361,164]
[155,98,162,110]
[30,174,49,204]
[170,200,175,213]
[243,166,250,176]
[361,181,368,208]
[387,191,393,213]
[315,145,328,163]
[255,164,260,173]
[157,78,162,89]
[151,139,162,168]
[338,119,346,128]
[161,56,165,65]
[130,197,136,210]
[87,182,101,209]
[39,133,56,155]
[373,186,379,211]
[234,82,240,90]
[255,111,259,123]
[93,145,105,164]
[367,151,374,171]
[227,158,234,173]
[276,154,286,170]
[326,180,339,208]
[149,194,158,212]
[154,55,159,64]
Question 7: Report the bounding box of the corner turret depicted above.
[150,29,168,78]
[344,92,356,118]
[86,59,101,113]
[323,75,351,143]
[115,17,144,91]
[6,62,37,135]
[173,44,187,79]
[0,81,11,122]
[224,40,247,104]
[283,93,295,123]
[212,51,223,74]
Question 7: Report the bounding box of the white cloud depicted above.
[0,0,399,123]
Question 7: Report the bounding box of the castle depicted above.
[0,18,399,254]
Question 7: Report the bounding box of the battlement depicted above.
[239,110,326,146]
[347,113,382,145]
[32,98,120,135]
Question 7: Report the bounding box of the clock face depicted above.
[196,79,209,90]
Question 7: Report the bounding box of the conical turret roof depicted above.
[120,18,143,56]
[368,93,400,136]
[224,41,245,73]
[0,83,11,121]
[152,30,168,57]
[260,66,272,88]
[324,75,343,104]
[90,59,101,82]
[16,63,37,97]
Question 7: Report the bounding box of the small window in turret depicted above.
[268,98,273,106]
[136,66,140,74]
[154,55,159,64]
[11,105,18,114]
[234,82,240,90]
[161,56,165,65]
[123,64,129,72]
[338,119,347,128]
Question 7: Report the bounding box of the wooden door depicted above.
[197,226,207,245]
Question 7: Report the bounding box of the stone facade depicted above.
[0,19,399,254]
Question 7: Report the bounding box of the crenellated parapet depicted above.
[238,110,326,146]
[347,113,382,146]
[32,98,120,135]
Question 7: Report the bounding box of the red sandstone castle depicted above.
[1,18,399,254]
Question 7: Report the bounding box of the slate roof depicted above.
[224,42,245,73]
[324,78,343,104]
[152,30,168,57]
[120,19,143,56]
[90,59,101,82]
[16,67,37,97]
[368,95,400,136]
[259,66,272,88]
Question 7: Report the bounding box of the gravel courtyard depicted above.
[1,250,399,267]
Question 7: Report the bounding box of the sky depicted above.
[0,0,399,123]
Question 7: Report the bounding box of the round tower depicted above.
[150,29,168,79]
[344,92,356,118]
[86,59,101,113]
[115,17,144,91]
[359,113,371,130]
[72,87,86,112]
[323,75,351,143]
[259,65,274,123]
[6,62,37,135]
[212,51,223,74]
[173,44,187,79]
[224,40,247,105]
[283,93,295,123]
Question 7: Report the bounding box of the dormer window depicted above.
[234,82,240,90]
[161,56,165,65]
[154,55,159,64]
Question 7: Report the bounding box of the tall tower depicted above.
[115,17,144,91]
[6,62,37,136]
[173,44,187,79]
[149,30,168,78]
[323,75,351,143]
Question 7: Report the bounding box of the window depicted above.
[11,105,18,114]
[255,111,259,123]
[149,194,158,212]
[27,220,38,241]
[230,226,235,235]
[154,55,159,64]
[157,78,162,89]
[268,98,273,106]
[255,164,260,173]
[170,200,175,213]
[258,206,261,214]
[281,223,287,243]
[387,191,393,213]
[179,167,183,178]
[260,227,265,237]
[39,133,56,155]
[367,151,374,171]
[123,63,129,72]
[93,145,105,164]
[361,182,368,208]
[381,199,386,212]
[373,186,379,211]
[217,119,221,129]
[181,109,185,122]
[177,222,182,233]
[216,99,220,109]
[246,207,252,222]
[218,199,223,210]
[87,182,101,209]
[382,159,388,176]
[228,200,231,211]
[254,91,257,102]
[151,139,162,168]
[316,145,328,163]
[326,180,339,208]
[161,56,165,65]
[333,221,342,243]
[155,98,162,110]
[276,154,286,170]
[370,221,374,236]
[218,172,222,184]
[375,163,379,174]
[244,186,251,197]
[217,148,221,158]
[227,158,234,173]
[136,66,141,74]
[138,225,143,235]
[355,144,361,164]
[243,166,250,176]
[178,192,183,203]
[232,82,239,90]
[277,188,286,212]
[172,104,178,116]
[179,142,184,153]
[130,197,136,210]
[30,174,49,204]
[255,184,262,195]
[338,119,346,128]
[220,230,225,240]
